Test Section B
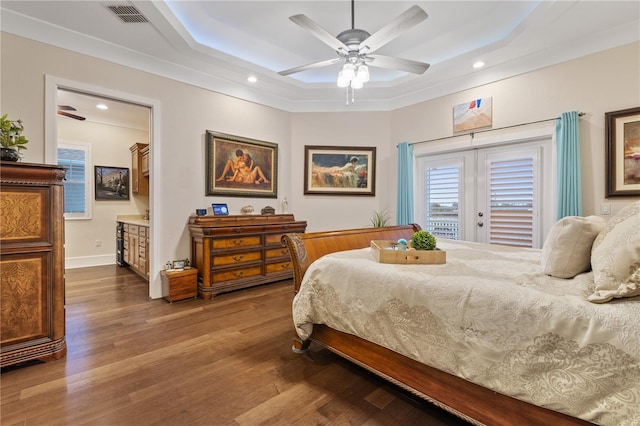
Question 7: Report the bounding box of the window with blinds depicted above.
[57,143,91,219]
[425,165,460,240]
[488,157,534,247]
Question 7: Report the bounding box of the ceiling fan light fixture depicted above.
[337,71,350,88]
[355,65,369,83]
[350,78,364,90]
[342,63,355,81]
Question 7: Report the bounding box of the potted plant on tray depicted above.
[1,114,29,161]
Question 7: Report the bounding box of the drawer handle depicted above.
[232,239,244,246]
[233,228,244,233]
[280,263,290,269]
[280,250,288,255]
[232,255,244,262]
[232,271,244,278]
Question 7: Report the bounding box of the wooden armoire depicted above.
[0,161,67,367]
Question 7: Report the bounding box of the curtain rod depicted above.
[405,112,585,147]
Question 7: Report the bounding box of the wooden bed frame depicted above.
[282,225,591,426]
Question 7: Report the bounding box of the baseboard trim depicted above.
[65,254,116,269]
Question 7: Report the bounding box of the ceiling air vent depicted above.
[107,5,149,23]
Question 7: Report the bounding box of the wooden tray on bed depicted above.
[371,240,446,264]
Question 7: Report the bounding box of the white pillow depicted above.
[541,215,606,278]
[588,201,640,303]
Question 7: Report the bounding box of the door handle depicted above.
[477,221,484,227]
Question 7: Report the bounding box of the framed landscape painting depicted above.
[206,131,278,198]
[606,106,640,197]
[95,166,129,200]
[304,145,376,196]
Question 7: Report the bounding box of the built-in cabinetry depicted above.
[118,218,149,280]
[129,143,149,195]
[0,161,67,367]
[189,214,307,299]
[141,144,149,177]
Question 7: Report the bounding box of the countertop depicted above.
[117,215,150,226]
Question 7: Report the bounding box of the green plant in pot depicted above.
[410,230,437,250]
[1,114,29,161]
[370,210,391,227]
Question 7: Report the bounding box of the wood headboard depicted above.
[282,224,421,292]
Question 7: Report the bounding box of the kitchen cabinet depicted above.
[141,144,149,177]
[120,220,149,280]
[0,161,66,367]
[129,143,149,195]
[189,214,306,299]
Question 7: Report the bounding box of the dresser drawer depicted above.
[265,247,289,259]
[265,260,293,274]
[139,226,147,238]
[212,251,261,266]
[212,265,262,283]
[212,235,261,250]
[128,224,139,236]
[264,233,286,246]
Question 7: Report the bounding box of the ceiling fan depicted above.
[278,1,430,86]
[57,105,86,121]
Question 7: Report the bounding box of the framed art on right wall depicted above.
[606,106,640,197]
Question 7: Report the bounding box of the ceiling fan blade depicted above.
[57,105,77,111]
[290,14,349,53]
[359,5,428,54]
[278,58,341,76]
[367,55,430,74]
[57,110,86,121]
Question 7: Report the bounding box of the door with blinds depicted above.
[416,139,551,248]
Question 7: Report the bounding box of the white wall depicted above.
[1,33,291,299]
[2,31,638,298]
[290,112,394,231]
[58,118,149,267]
[391,42,640,217]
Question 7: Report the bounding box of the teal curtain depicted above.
[396,142,414,225]
[556,111,582,219]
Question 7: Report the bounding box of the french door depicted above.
[415,138,553,248]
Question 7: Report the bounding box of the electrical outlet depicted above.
[95,239,102,247]
[601,203,611,215]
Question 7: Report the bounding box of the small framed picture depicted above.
[172,259,186,269]
[606,106,640,197]
[95,166,130,200]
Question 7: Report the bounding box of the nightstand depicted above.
[161,268,198,302]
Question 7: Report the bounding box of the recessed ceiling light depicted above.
[473,61,485,69]
[96,103,108,110]
[247,76,257,83]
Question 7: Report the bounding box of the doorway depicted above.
[45,76,160,298]
[415,136,555,249]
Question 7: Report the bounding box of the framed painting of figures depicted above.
[206,131,278,198]
[304,145,376,196]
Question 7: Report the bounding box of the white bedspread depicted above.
[292,239,640,425]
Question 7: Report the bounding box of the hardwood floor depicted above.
[1,265,471,425]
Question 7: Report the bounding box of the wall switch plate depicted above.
[601,203,611,215]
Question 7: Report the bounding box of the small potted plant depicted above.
[370,210,390,227]
[1,114,29,161]
[410,230,437,250]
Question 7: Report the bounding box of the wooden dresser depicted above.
[0,161,67,367]
[189,214,306,299]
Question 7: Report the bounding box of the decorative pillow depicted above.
[541,215,606,278]
[588,201,640,303]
